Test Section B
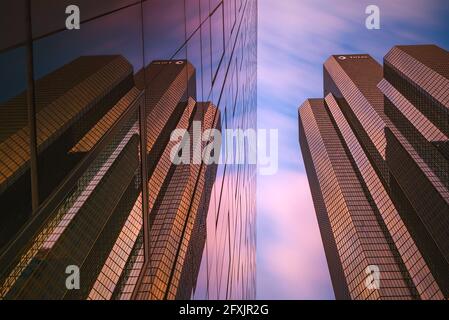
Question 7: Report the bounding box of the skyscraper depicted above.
[299,45,449,300]
[0,0,257,300]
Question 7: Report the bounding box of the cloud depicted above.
[257,170,334,299]
[258,107,304,171]
[258,0,447,107]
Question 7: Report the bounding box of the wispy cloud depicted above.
[257,170,333,299]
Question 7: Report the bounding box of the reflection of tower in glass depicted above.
[0,57,220,300]
[0,56,135,249]
[133,101,220,300]
[299,45,449,300]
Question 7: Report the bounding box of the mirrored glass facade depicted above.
[299,45,449,300]
[0,0,257,300]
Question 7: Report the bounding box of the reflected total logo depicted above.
[153,61,185,65]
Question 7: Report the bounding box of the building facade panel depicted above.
[299,99,415,300]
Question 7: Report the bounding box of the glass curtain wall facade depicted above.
[299,45,449,300]
[0,0,257,300]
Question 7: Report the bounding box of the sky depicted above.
[256,0,449,300]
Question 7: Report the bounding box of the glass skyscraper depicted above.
[299,45,449,300]
[0,0,257,300]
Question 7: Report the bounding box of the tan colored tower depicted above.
[299,45,449,300]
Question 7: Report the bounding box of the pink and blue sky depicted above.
[256,0,449,299]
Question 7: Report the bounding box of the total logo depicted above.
[338,55,369,60]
